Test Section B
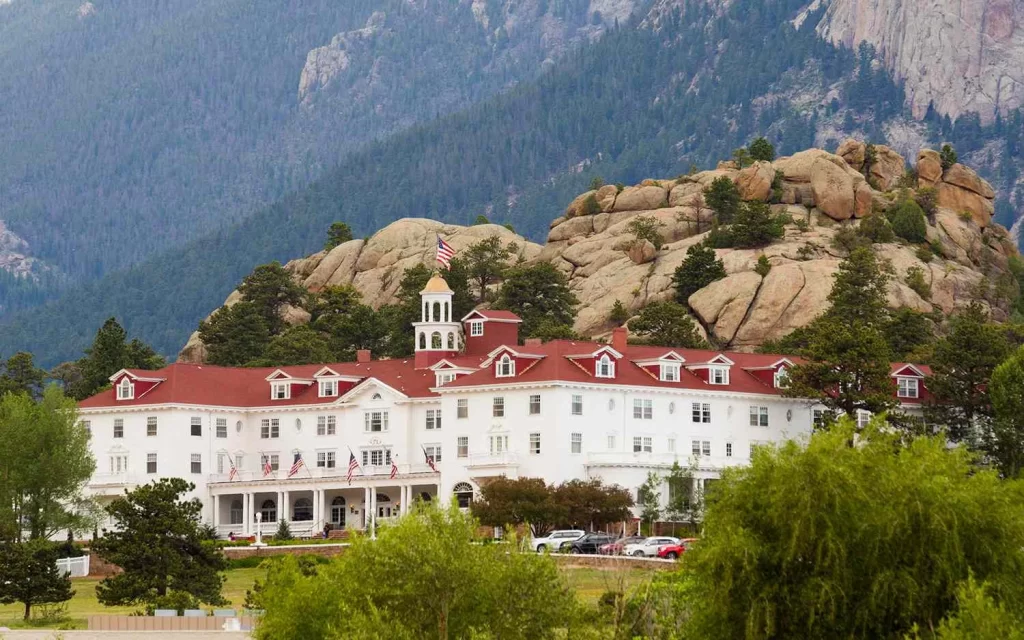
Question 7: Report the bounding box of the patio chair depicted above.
[183,609,207,617]
[154,609,177,617]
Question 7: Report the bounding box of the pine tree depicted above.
[198,302,272,367]
[495,263,578,338]
[0,352,46,398]
[674,242,727,305]
[0,540,74,620]
[237,262,307,335]
[71,318,165,400]
[704,177,741,224]
[324,222,354,251]
[748,137,775,162]
[628,302,708,348]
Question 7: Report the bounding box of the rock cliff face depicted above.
[816,0,1024,123]
[179,142,1017,362]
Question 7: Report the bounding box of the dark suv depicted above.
[563,533,617,554]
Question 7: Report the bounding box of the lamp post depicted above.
[252,511,266,548]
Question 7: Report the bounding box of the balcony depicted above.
[207,463,437,486]
[88,473,141,495]
[465,452,519,476]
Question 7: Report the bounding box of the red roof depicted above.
[464,309,522,322]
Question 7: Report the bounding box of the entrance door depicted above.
[330,496,345,528]
[377,505,393,518]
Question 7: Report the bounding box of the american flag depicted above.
[347,451,360,485]
[422,445,438,473]
[436,235,456,268]
[228,462,239,481]
[262,455,273,477]
[288,452,305,478]
[390,455,399,480]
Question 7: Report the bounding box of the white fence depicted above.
[56,555,90,577]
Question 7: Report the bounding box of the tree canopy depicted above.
[673,241,726,305]
[494,263,578,339]
[64,318,165,400]
[628,302,708,348]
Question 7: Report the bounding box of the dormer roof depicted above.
[108,369,165,384]
[461,309,523,323]
[566,345,623,360]
[892,363,930,377]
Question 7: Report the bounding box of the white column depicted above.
[243,493,251,535]
[370,489,377,540]
[402,486,409,515]
[213,495,220,528]
[363,486,371,529]
[283,491,290,523]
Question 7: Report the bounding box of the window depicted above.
[317,415,338,436]
[692,440,701,456]
[457,436,469,458]
[271,382,290,400]
[529,395,541,415]
[190,454,201,474]
[436,372,456,386]
[265,454,280,472]
[489,435,508,454]
[571,432,582,454]
[749,406,769,427]
[81,420,91,437]
[492,397,504,417]
[293,498,313,522]
[726,442,733,457]
[691,402,711,423]
[607,435,616,450]
[230,500,243,525]
[113,419,123,439]
[216,418,227,438]
[319,379,338,397]
[116,377,134,400]
[529,433,541,455]
[661,363,680,382]
[109,455,128,473]
[217,454,225,474]
[260,500,277,523]
[496,354,515,377]
[856,410,872,429]
[147,416,157,437]
[634,437,643,453]
[643,436,653,453]
[362,449,392,467]
[702,440,711,456]
[897,377,919,399]
[424,444,442,463]
[774,367,789,388]
[364,411,388,432]
[813,409,826,428]
[596,354,615,378]
[469,320,484,337]
[453,482,474,509]
[668,437,676,453]
[261,418,280,439]
[191,417,202,437]
[457,399,469,419]
[571,394,583,416]
[235,454,244,471]
[633,398,653,420]
[426,409,442,430]
[317,451,336,469]
[147,453,157,474]
[709,366,729,385]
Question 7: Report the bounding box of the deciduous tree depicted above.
[987,345,1024,478]
[471,477,564,536]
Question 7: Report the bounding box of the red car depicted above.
[656,538,698,560]
[598,536,645,555]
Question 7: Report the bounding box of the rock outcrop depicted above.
[817,0,1024,124]
[179,141,1018,363]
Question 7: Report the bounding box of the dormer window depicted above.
[319,380,338,398]
[709,366,729,385]
[897,377,919,399]
[660,363,680,382]
[116,378,134,400]
[436,372,457,387]
[596,354,615,378]
[496,354,515,378]
[774,367,789,389]
[271,382,290,400]
[469,320,484,337]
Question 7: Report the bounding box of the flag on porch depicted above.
[436,235,456,269]
[422,445,438,473]
[228,463,239,481]
[262,455,273,477]
[347,451,360,485]
[288,452,305,478]
[390,455,399,479]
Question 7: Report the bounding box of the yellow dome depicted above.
[421,273,453,294]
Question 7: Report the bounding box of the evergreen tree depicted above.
[887,197,928,244]
[748,137,776,162]
[528,319,579,342]
[989,345,1024,478]
[462,236,516,303]
[72,318,166,400]
[495,263,578,338]
[940,143,959,170]
[628,302,708,348]
[925,303,1011,444]
[730,201,785,248]
[0,540,74,620]
[704,177,741,224]
[0,352,46,398]
[674,242,727,305]
[237,262,307,335]
[274,518,293,542]
[93,478,227,608]
[608,300,630,325]
[198,302,272,367]
[255,325,333,366]
[883,308,933,360]
[637,473,661,534]
[324,222,354,251]
[309,286,388,362]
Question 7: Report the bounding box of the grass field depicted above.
[0,565,659,630]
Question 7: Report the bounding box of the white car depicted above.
[530,529,585,553]
[623,536,680,557]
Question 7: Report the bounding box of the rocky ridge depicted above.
[179,141,1016,362]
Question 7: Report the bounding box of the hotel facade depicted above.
[79,275,930,537]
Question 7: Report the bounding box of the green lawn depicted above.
[0,565,657,629]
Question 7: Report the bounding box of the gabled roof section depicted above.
[313,366,341,378]
[687,354,736,367]
[481,345,545,367]
[744,357,796,371]
[566,345,623,360]
[632,351,686,366]
[108,369,165,383]
[461,309,523,323]
[892,363,929,377]
[338,377,408,403]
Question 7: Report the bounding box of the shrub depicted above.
[915,186,937,215]
[580,193,600,216]
[769,170,784,203]
[730,201,786,248]
[626,215,665,250]
[906,266,931,300]
[858,213,895,243]
[958,210,974,222]
[275,519,292,542]
[797,244,816,261]
[705,223,735,248]
[474,214,490,225]
[887,198,928,243]
[916,245,934,263]
[793,217,810,232]
[609,300,629,325]
[754,255,772,277]
[940,143,958,170]
[897,168,919,189]
[144,591,201,615]
[589,177,605,190]
[831,226,870,254]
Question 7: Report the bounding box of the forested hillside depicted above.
[0,0,623,314]
[4,0,1024,366]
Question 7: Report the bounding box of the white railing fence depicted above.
[56,555,90,578]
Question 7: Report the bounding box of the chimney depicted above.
[612,327,628,352]
[524,338,542,347]
[356,349,372,363]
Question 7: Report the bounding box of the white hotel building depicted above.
[79,275,930,537]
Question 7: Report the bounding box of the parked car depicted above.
[563,533,617,554]
[623,536,680,557]
[656,538,699,560]
[598,536,646,555]
[531,529,585,553]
